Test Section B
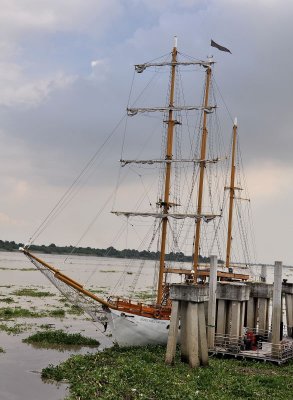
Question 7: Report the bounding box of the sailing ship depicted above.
[21,38,254,346]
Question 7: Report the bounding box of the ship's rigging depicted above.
[21,38,257,345]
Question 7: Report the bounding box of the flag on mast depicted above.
[211,39,232,54]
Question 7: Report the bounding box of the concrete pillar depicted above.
[167,284,209,368]
[229,301,241,350]
[207,255,217,349]
[246,297,257,329]
[239,301,246,337]
[216,299,227,344]
[198,302,209,366]
[187,302,200,368]
[258,298,268,336]
[180,301,188,362]
[285,294,293,337]
[271,261,282,358]
[165,300,180,365]
[226,300,232,335]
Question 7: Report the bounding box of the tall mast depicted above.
[225,118,237,269]
[156,37,178,305]
[192,64,212,282]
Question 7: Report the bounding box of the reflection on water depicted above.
[0,251,293,400]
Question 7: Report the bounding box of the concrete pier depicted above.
[283,283,293,338]
[165,285,209,368]
[245,282,272,335]
[271,261,282,358]
[246,297,257,329]
[216,282,250,340]
[165,300,180,365]
[165,258,293,366]
[215,299,227,344]
[207,255,217,349]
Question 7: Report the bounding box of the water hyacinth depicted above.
[41,345,293,400]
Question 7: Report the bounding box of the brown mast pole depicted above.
[225,118,237,270]
[192,65,212,283]
[157,37,178,305]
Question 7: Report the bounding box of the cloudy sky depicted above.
[1,0,293,265]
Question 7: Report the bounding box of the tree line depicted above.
[0,239,218,263]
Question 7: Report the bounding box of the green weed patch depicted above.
[12,288,55,297]
[0,322,32,334]
[0,307,43,319]
[48,309,65,318]
[24,330,99,347]
[42,345,293,400]
[0,297,15,304]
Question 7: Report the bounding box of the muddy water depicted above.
[0,332,68,400]
[0,251,127,400]
[0,319,112,400]
[0,251,292,400]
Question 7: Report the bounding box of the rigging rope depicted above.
[27,113,127,247]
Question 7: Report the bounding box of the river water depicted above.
[0,251,292,400]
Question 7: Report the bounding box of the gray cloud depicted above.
[1,0,293,264]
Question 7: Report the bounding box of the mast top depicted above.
[234,117,237,127]
[174,36,178,49]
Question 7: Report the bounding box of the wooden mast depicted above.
[225,118,237,270]
[192,65,212,282]
[156,37,178,305]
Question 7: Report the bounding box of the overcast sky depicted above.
[1,0,293,265]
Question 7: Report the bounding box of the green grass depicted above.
[41,345,293,400]
[23,330,99,347]
[12,288,55,297]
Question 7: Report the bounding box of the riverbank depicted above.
[0,239,212,263]
[42,345,293,400]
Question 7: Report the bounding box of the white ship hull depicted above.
[107,308,170,346]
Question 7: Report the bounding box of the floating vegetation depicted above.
[0,347,5,353]
[12,288,55,297]
[0,322,33,334]
[0,267,34,271]
[0,297,15,304]
[67,305,83,316]
[90,289,104,294]
[135,291,155,300]
[0,307,43,319]
[48,309,65,318]
[100,270,117,273]
[39,323,55,330]
[23,330,99,347]
[58,298,69,303]
[41,345,293,400]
